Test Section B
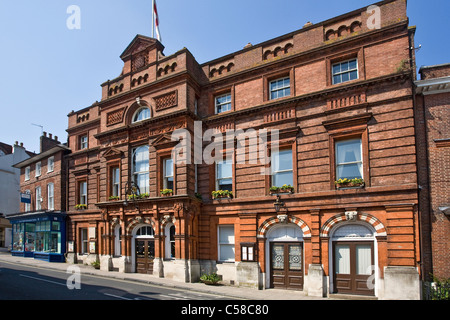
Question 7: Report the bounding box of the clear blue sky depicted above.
[0,0,448,154]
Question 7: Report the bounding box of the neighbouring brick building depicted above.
[63,0,424,299]
[10,133,70,262]
[415,63,450,280]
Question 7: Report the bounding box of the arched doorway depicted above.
[133,225,155,274]
[330,223,376,296]
[265,223,304,290]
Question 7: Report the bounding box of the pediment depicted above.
[151,133,177,149]
[120,34,164,61]
[102,147,123,159]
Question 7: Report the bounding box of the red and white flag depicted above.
[153,0,161,42]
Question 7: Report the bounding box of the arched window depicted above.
[132,146,149,194]
[132,107,151,123]
[136,226,154,237]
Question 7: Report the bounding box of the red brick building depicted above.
[65,0,423,299]
[415,63,450,281]
[10,133,70,262]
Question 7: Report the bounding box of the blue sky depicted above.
[0,0,448,154]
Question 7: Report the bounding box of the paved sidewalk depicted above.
[0,250,365,301]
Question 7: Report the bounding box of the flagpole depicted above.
[152,0,155,38]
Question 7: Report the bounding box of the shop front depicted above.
[9,211,67,262]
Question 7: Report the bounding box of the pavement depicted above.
[0,248,370,301]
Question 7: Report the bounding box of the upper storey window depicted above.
[332,59,358,85]
[215,93,232,114]
[80,135,88,150]
[270,77,290,100]
[132,107,151,123]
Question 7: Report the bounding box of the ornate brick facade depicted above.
[63,0,425,299]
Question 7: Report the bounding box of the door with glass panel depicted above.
[135,239,155,274]
[270,242,303,290]
[333,241,374,295]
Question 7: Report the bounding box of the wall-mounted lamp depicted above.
[123,180,140,210]
[273,195,285,213]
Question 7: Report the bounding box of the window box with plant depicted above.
[75,204,87,210]
[109,196,120,201]
[335,178,364,189]
[269,184,294,195]
[212,189,233,200]
[160,189,173,196]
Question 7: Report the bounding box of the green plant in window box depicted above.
[335,178,364,189]
[127,194,139,200]
[160,189,173,196]
[212,190,233,199]
[270,185,294,194]
[75,204,87,210]
[108,196,120,201]
[139,193,150,199]
[200,273,221,285]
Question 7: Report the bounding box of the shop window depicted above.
[218,225,235,262]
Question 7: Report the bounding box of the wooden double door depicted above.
[333,241,375,296]
[136,239,155,274]
[270,242,303,290]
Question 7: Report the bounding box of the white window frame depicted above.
[335,138,363,180]
[218,225,235,262]
[36,186,42,210]
[25,166,30,181]
[81,228,88,254]
[332,58,359,85]
[215,93,232,114]
[132,146,149,194]
[25,190,31,212]
[47,183,54,211]
[163,158,174,190]
[216,159,233,191]
[112,167,120,197]
[79,181,87,205]
[269,77,291,100]
[132,107,151,123]
[271,149,293,187]
[47,156,54,173]
[164,223,175,259]
[35,162,41,177]
[80,135,88,150]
